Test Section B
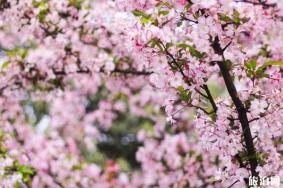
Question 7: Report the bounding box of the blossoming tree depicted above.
[0,0,282,187]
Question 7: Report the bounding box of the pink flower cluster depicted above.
[0,0,282,187]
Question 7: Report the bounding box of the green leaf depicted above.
[156,42,164,51]
[196,154,203,162]
[141,16,151,24]
[18,166,34,175]
[3,48,28,59]
[156,1,172,8]
[232,10,241,25]
[158,10,169,16]
[184,3,192,10]
[260,45,270,57]
[177,86,185,92]
[262,60,283,67]
[117,158,130,171]
[151,18,159,26]
[190,49,205,59]
[245,59,257,70]
[147,38,159,48]
[188,149,196,157]
[142,121,154,133]
[32,0,48,7]
[72,164,83,171]
[14,182,21,188]
[38,6,49,23]
[1,61,11,69]
[256,60,283,75]
[177,43,206,59]
[234,17,241,25]
[218,13,233,22]
[68,0,84,9]
[177,86,191,101]
[255,69,268,79]
[177,20,183,27]
[133,9,153,25]
[165,42,173,49]
[162,2,171,7]
[147,38,163,51]
[4,50,17,57]
[262,152,269,159]
[177,43,189,49]
[19,48,28,59]
[132,9,146,17]
[233,10,240,19]
[209,177,220,183]
[241,17,250,23]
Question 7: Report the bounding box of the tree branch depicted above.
[211,36,258,179]
[228,180,240,188]
[112,68,153,76]
[160,42,218,114]
[53,67,153,76]
[201,85,218,113]
[234,0,276,8]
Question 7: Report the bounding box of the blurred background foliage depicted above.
[84,114,153,171]
[20,80,224,173]
[22,90,155,173]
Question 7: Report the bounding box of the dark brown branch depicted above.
[217,61,258,177]
[196,88,208,98]
[228,180,240,188]
[112,68,153,75]
[227,116,239,121]
[161,43,191,85]
[190,104,211,115]
[202,85,218,113]
[0,67,152,96]
[53,67,153,76]
[211,36,258,179]
[234,0,276,8]
[0,0,10,11]
[180,13,199,24]
[0,84,9,93]
[160,42,218,114]
[249,117,260,123]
